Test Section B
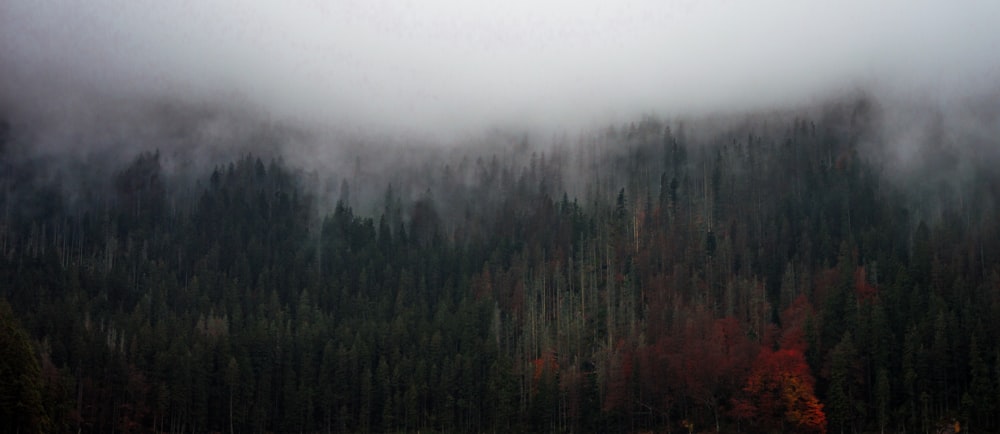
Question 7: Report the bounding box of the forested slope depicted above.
[2,98,1000,433]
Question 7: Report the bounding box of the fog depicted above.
[2,0,1000,221]
[3,0,999,139]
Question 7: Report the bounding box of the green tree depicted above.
[875,368,890,434]
[966,336,994,430]
[0,299,49,433]
[829,331,860,434]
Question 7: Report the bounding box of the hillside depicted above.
[2,97,1000,433]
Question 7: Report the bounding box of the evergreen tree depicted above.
[0,299,49,433]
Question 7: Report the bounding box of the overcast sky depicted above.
[2,0,999,137]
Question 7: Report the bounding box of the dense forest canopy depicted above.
[2,93,1000,434]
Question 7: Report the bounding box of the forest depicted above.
[2,96,1000,434]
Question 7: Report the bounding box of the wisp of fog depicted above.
[2,0,999,139]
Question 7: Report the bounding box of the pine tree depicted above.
[0,299,49,433]
[966,336,994,430]
[829,332,860,434]
[875,368,890,434]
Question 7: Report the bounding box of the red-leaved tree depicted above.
[731,347,826,433]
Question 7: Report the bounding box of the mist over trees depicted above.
[3,94,1000,434]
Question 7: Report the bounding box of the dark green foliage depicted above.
[966,336,994,430]
[0,299,49,433]
[828,332,860,434]
[2,103,1000,433]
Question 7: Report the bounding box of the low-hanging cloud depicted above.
[1,0,999,138]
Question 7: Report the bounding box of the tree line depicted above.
[2,101,1000,433]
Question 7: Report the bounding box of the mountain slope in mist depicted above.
[3,94,1000,433]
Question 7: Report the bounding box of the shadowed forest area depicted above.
[2,97,1000,434]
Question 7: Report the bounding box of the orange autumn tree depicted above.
[731,347,826,433]
[530,351,560,432]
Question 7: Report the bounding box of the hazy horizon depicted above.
[3,0,999,139]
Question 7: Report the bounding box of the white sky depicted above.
[2,0,999,136]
